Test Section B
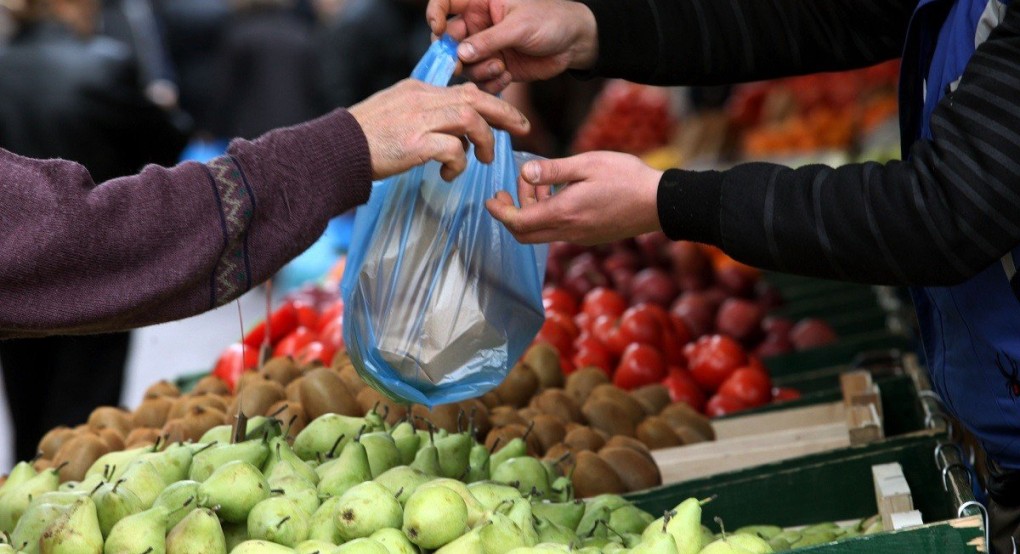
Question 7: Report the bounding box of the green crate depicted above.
[771,290,882,320]
[764,333,911,376]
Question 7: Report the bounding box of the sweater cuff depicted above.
[573,0,659,79]
[289,108,373,210]
[657,168,723,245]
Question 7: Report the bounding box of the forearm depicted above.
[577,0,915,85]
[0,108,371,338]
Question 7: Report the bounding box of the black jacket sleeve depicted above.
[658,0,1020,287]
[576,0,916,85]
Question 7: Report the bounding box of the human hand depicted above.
[349,79,530,181]
[426,0,598,93]
[486,151,663,245]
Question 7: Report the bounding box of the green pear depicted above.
[103,506,168,554]
[603,542,628,554]
[153,480,201,532]
[408,443,441,477]
[360,433,401,478]
[490,457,550,499]
[85,447,151,482]
[624,532,643,548]
[630,531,679,554]
[307,497,342,544]
[532,501,584,531]
[610,506,655,535]
[698,539,754,554]
[433,528,482,554]
[575,504,611,538]
[548,477,573,503]
[294,540,337,554]
[26,491,87,512]
[197,461,270,523]
[434,434,472,480]
[0,462,37,495]
[571,548,601,554]
[200,425,233,445]
[91,479,145,538]
[200,417,277,445]
[333,538,389,554]
[664,499,703,554]
[38,497,103,554]
[0,468,60,531]
[488,437,526,474]
[222,521,249,552]
[120,460,168,509]
[166,507,227,554]
[0,544,13,553]
[503,499,539,546]
[57,473,104,494]
[293,414,366,462]
[247,497,310,547]
[465,444,489,484]
[373,467,429,506]
[414,480,483,528]
[478,512,531,554]
[318,440,372,498]
[766,537,791,552]
[534,516,576,545]
[790,531,835,548]
[700,526,715,547]
[138,442,194,484]
[401,486,467,549]
[725,534,773,553]
[267,463,320,516]
[335,482,401,540]
[228,540,295,554]
[389,424,419,466]
[734,527,781,541]
[190,441,269,482]
[11,502,70,554]
[264,438,319,485]
[369,528,419,554]
[465,483,522,512]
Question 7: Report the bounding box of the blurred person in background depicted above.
[100,0,180,111]
[0,0,187,461]
[316,0,430,109]
[213,0,321,140]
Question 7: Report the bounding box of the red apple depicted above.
[790,319,838,350]
[715,264,757,298]
[671,291,717,337]
[630,268,679,307]
[715,298,765,343]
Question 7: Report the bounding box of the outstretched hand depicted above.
[426,0,598,93]
[349,79,530,181]
[486,152,663,245]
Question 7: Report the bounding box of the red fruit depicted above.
[662,367,707,412]
[295,341,332,366]
[545,311,580,339]
[620,305,665,348]
[609,269,635,300]
[701,287,728,309]
[754,282,784,310]
[717,367,772,407]
[762,316,794,336]
[668,314,693,345]
[753,333,794,358]
[630,268,679,307]
[602,250,641,274]
[591,315,630,356]
[789,319,838,350]
[563,254,610,299]
[706,394,750,417]
[213,343,259,392]
[316,300,344,332]
[613,343,667,390]
[573,347,614,376]
[294,302,319,330]
[318,316,345,354]
[559,355,577,375]
[548,241,586,262]
[716,298,765,343]
[667,242,711,289]
[543,287,579,316]
[574,312,594,334]
[581,287,628,320]
[772,387,803,402]
[243,302,300,348]
[671,292,717,337]
[274,327,316,357]
[535,318,575,355]
[687,335,748,392]
[634,232,670,267]
[715,265,757,297]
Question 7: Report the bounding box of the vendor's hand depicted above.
[350,79,530,181]
[426,0,598,93]
[486,152,663,245]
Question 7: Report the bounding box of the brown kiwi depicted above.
[571,450,627,498]
[53,434,110,482]
[131,398,172,430]
[32,458,53,472]
[672,425,709,445]
[522,343,564,389]
[183,406,227,440]
[427,404,463,433]
[337,366,366,396]
[97,428,125,452]
[485,425,522,453]
[630,384,672,415]
[87,406,133,437]
[517,407,539,422]
[355,388,407,426]
[259,356,302,386]
[635,416,683,449]
[603,435,656,463]
[491,364,540,408]
[37,426,75,460]
[489,406,526,428]
[330,350,352,369]
[581,397,637,437]
[479,391,502,409]
[565,367,610,406]
[529,389,582,423]
[169,395,229,422]
[228,379,285,419]
[160,419,194,444]
[192,375,231,396]
[299,368,360,419]
[234,371,266,394]
[286,377,304,403]
[124,428,162,448]
[144,380,180,400]
[266,401,308,437]
[598,447,661,492]
[460,399,491,438]
[589,385,646,426]
[659,402,715,440]
[564,421,583,433]
[530,414,567,453]
[543,443,577,475]
[563,425,605,452]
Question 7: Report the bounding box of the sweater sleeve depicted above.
[0,108,371,338]
[657,1,1020,287]
[575,0,916,85]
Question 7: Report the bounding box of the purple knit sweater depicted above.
[0,108,372,338]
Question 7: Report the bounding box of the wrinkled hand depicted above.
[486,152,663,245]
[349,79,530,181]
[426,0,598,93]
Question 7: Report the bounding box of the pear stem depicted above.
[142,547,153,554]
[522,420,536,442]
[468,407,478,437]
[327,434,346,459]
[195,441,218,455]
[276,516,291,529]
[699,495,718,506]
[714,516,727,538]
[457,409,466,434]
[30,451,43,463]
[553,451,572,465]
[90,481,105,496]
[270,489,285,496]
[394,487,404,499]
[488,437,502,454]
[113,478,127,494]
[276,443,283,461]
[355,425,367,442]
[53,461,70,473]
[381,404,390,421]
[152,435,164,452]
[183,496,195,507]
[268,403,289,420]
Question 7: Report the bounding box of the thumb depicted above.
[520,154,593,187]
[457,22,527,63]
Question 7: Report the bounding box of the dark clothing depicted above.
[317,0,431,108]
[101,0,177,90]
[988,458,1020,554]
[214,7,321,139]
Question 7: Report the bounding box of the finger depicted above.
[536,185,553,201]
[477,72,513,94]
[429,100,495,164]
[462,59,507,83]
[486,191,561,236]
[456,83,530,135]
[444,17,469,41]
[424,133,469,181]
[518,175,540,207]
[520,154,594,186]
[426,0,470,36]
[457,22,530,64]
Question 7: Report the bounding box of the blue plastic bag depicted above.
[340,36,548,407]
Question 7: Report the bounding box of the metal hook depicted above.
[917,389,943,403]
[925,412,955,440]
[942,463,973,491]
[934,442,965,471]
[956,501,990,554]
[1012,536,1017,554]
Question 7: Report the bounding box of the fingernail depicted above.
[524,163,540,182]
[428,17,437,30]
[458,42,477,61]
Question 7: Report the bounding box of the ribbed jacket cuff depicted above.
[573,0,659,79]
[291,108,373,210]
[657,169,723,245]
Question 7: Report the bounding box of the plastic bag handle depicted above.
[411,35,459,86]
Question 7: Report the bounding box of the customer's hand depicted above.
[426,0,598,93]
[350,79,530,181]
[486,151,663,244]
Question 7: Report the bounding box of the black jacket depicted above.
[0,22,185,182]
